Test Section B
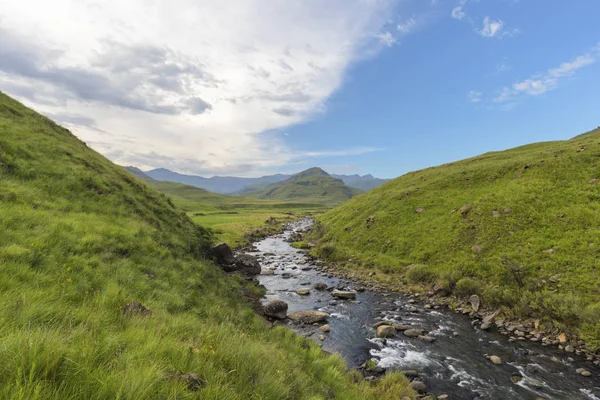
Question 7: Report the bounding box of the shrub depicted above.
[454,277,482,297]
[406,264,438,284]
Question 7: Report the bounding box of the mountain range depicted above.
[142,167,388,194]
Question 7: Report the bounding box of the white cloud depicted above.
[478,17,504,37]
[375,31,397,47]
[451,0,467,20]
[494,44,599,103]
[397,17,419,34]
[468,90,483,103]
[0,0,398,177]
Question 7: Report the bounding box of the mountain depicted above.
[310,127,600,349]
[0,92,411,398]
[145,168,388,194]
[124,165,154,181]
[332,173,390,191]
[145,168,289,194]
[242,167,362,205]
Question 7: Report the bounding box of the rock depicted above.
[169,371,206,391]
[366,215,376,228]
[288,310,329,324]
[418,335,436,343]
[460,204,472,215]
[589,178,598,184]
[564,345,575,353]
[480,322,492,330]
[393,324,411,331]
[281,273,293,279]
[543,248,555,254]
[438,395,449,400]
[373,321,393,328]
[524,377,544,389]
[376,325,396,338]
[313,282,328,291]
[504,207,512,214]
[409,380,427,394]
[317,334,326,341]
[492,210,500,217]
[319,324,330,332]
[211,243,235,265]
[581,370,592,377]
[332,291,357,300]
[263,300,288,320]
[471,245,481,253]
[235,254,261,275]
[469,294,480,312]
[415,207,425,213]
[403,329,423,338]
[261,270,275,275]
[296,288,310,295]
[489,355,502,365]
[122,301,152,316]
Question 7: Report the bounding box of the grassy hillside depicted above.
[242,167,362,206]
[311,128,600,349]
[0,92,413,399]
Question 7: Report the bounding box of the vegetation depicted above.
[241,167,362,206]
[309,128,600,348]
[0,92,414,399]
[125,173,330,246]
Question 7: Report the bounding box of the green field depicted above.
[309,127,600,349]
[0,92,414,399]
[137,178,330,246]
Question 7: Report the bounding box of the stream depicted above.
[252,219,600,399]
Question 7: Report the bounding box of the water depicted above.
[253,219,600,399]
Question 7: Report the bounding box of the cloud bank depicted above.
[0,0,397,176]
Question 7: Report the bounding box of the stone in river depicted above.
[288,310,329,324]
[376,325,396,338]
[332,291,357,300]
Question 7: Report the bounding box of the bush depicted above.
[454,277,482,297]
[406,264,438,284]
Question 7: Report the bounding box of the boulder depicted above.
[235,254,261,275]
[489,355,502,365]
[288,310,329,324]
[296,288,310,295]
[373,321,393,328]
[211,243,235,265]
[319,324,330,332]
[403,329,423,338]
[263,300,288,320]
[313,282,328,291]
[409,380,427,394]
[122,301,152,316]
[332,291,357,300]
[393,324,411,331]
[376,325,396,338]
[469,294,480,312]
[418,335,436,343]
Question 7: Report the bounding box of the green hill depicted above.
[242,167,362,205]
[311,128,600,349]
[0,92,412,399]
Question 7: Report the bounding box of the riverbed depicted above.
[252,219,600,399]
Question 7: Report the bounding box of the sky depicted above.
[1,0,599,179]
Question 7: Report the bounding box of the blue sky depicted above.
[282,0,600,178]
[1,0,599,178]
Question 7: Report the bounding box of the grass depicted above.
[0,92,414,399]
[309,127,600,349]
[241,167,362,206]
[135,178,330,246]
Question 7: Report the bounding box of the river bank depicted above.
[251,218,600,399]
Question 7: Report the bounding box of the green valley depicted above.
[309,128,600,349]
[0,92,414,399]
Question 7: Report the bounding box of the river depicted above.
[251,219,600,399]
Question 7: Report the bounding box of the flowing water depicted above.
[253,219,600,399]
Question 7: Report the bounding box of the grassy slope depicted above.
[312,129,600,348]
[133,177,330,246]
[0,92,413,399]
[243,167,362,206]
